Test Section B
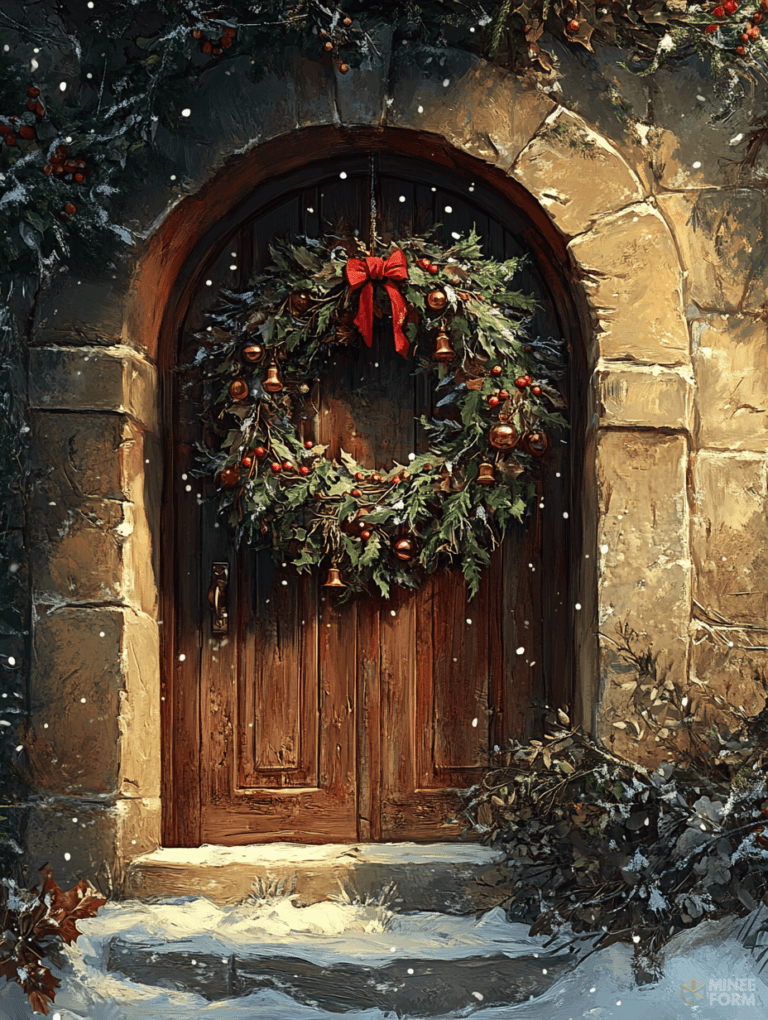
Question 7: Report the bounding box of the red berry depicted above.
[705,22,719,31]
[26,100,36,112]
[220,35,233,47]
[488,396,500,407]
[27,86,40,98]
[361,530,371,540]
[371,473,381,482]
[567,18,580,32]
[423,464,432,472]
[192,28,203,39]
[223,26,237,37]
[0,124,10,135]
[64,202,76,215]
[392,476,400,485]
[74,172,85,183]
[741,31,750,39]
[283,461,293,471]
[736,43,747,51]
[53,164,64,175]
[725,0,739,12]
[34,100,45,116]
[213,46,223,55]
[4,135,16,146]
[241,454,253,467]
[428,264,439,275]
[532,386,542,395]
[254,446,266,459]
[202,40,213,53]
[417,258,431,270]
[339,63,349,74]
[749,25,761,36]
[355,472,365,481]
[305,440,314,449]
[299,465,310,476]
[352,489,361,497]
[762,0,768,11]
[271,462,282,474]
[515,377,527,388]
[491,365,503,376]
[498,389,509,399]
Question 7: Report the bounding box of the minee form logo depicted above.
[681,976,759,1007]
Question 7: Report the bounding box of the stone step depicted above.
[124,842,512,913]
[106,935,578,1014]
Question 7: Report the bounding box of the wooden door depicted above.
[164,155,571,846]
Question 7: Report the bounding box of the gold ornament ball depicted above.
[394,537,417,562]
[290,290,312,316]
[489,422,520,450]
[426,289,447,312]
[219,465,241,488]
[523,431,549,456]
[241,343,265,363]
[229,378,250,401]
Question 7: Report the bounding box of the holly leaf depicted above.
[359,531,382,567]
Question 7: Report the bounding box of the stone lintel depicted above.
[569,203,690,367]
[29,345,158,434]
[594,360,694,431]
[511,107,645,237]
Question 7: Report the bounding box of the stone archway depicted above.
[23,50,694,888]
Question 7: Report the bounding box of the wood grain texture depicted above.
[167,156,571,845]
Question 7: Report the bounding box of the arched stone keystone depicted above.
[569,203,690,366]
[511,108,645,237]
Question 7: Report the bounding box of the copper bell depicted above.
[432,332,455,363]
[241,342,265,363]
[476,462,496,486]
[393,537,417,562]
[489,422,520,451]
[229,378,250,401]
[323,567,346,588]
[263,363,283,393]
[523,431,549,457]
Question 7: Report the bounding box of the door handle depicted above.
[208,562,229,634]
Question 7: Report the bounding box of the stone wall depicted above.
[18,33,768,887]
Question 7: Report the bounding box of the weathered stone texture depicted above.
[691,451,768,627]
[657,190,763,314]
[692,315,768,451]
[568,204,690,365]
[595,361,693,430]
[595,433,691,758]
[511,109,644,237]
[690,641,768,726]
[29,606,160,799]
[29,412,159,614]
[29,346,159,433]
[389,47,554,171]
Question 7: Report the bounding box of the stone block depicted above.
[691,451,768,627]
[28,606,160,799]
[29,346,158,433]
[388,46,554,171]
[568,203,690,365]
[20,796,161,896]
[511,108,644,237]
[28,415,159,614]
[692,315,768,451]
[335,25,392,127]
[690,641,768,726]
[595,361,693,430]
[32,271,128,348]
[594,432,691,753]
[649,54,768,191]
[657,190,763,314]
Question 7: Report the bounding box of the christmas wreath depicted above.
[192,229,567,599]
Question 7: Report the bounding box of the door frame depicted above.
[159,126,588,847]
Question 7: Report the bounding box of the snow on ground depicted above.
[0,895,765,1020]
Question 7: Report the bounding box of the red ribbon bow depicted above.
[345,249,410,358]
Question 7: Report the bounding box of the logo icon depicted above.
[681,978,705,1005]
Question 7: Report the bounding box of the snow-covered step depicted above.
[103,902,578,1014]
[125,842,511,914]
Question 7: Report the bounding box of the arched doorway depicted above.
[161,141,576,846]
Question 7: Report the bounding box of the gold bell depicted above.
[263,363,283,393]
[476,462,496,486]
[432,331,455,363]
[323,567,346,588]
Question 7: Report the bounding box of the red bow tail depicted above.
[345,250,410,358]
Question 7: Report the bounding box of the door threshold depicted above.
[124,842,510,914]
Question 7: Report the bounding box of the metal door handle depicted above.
[208,562,229,634]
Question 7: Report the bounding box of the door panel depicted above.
[169,157,569,845]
